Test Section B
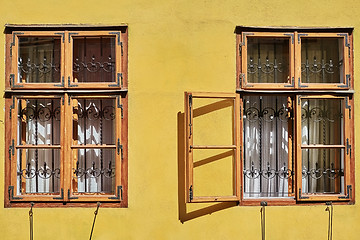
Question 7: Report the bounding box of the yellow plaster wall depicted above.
[0,0,360,239]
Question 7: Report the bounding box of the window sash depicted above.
[296,95,351,201]
[185,92,241,202]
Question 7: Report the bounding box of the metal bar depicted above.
[259,96,263,192]
[16,145,61,149]
[301,145,345,149]
[190,145,237,149]
[35,100,39,193]
[100,100,103,191]
[51,99,55,192]
[89,202,101,240]
[275,97,279,193]
[71,145,116,149]
[307,99,310,192]
[84,99,87,192]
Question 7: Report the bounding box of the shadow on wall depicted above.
[177,97,238,223]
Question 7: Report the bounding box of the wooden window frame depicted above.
[185,92,241,203]
[296,95,352,201]
[295,33,351,89]
[240,32,295,90]
[5,25,128,208]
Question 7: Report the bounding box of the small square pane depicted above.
[18,37,61,83]
[301,38,344,84]
[17,98,61,145]
[247,37,290,83]
[73,37,116,83]
[73,98,116,145]
[301,99,344,145]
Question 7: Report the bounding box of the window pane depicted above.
[18,98,61,145]
[301,99,344,145]
[193,149,236,197]
[74,98,116,145]
[18,37,61,83]
[243,96,293,198]
[247,37,290,83]
[73,149,115,194]
[17,149,60,194]
[301,38,344,84]
[193,97,235,146]
[73,37,116,83]
[301,148,344,194]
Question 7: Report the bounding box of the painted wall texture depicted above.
[0,0,359,239]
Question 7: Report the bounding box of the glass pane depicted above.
[73,149,115,194]
[17,149,60,194]
[74,98,116,145]
[243,96,293,198]
[301,38,344,84]
[73,37,116,83]
[193,97,235,146]
[18,99,61,145]
[18,37,61,83]
[247,37,290,83]
[301,148,344,194]
[301,99,344,145]
[193,149,236,197]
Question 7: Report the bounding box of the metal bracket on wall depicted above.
[53,188,64,200]
[298,188,309,199]
[68,189,79,199]
[338,185,352,199]
[189,185,193,201]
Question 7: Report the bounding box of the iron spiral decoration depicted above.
[78,103,116,121]
[244,106,289,123]
[248,57,285,74]
[301,107,343,123]
[18,57,60,74]
[301,57,342,74]
[73,161,115,179]
[18,162,60,179]
[244,161,293,180]
[19,105,60,122]
[73,55,115,73]
[302,162,343,180]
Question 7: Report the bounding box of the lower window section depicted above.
[17,149,61,195]
[243,95,294,198]
[73,149,116,194]
[301,148,344,194]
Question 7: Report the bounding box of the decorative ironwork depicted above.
[301,57,341,75]
[73,55,115,73]
[73,160,115,179]
[244,161,293,180]
[18,162,60,179]
[301,107,343,123]
[244,105,290,123]
[18,57,60,75]
[248,57,286,74]
[301,162,343,180]
[77,102,116,121]
[19,104,60,122]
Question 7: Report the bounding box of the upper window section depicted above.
[18,37,61,84]
[9,30,125,89]
[247,37,290,84]
[239,31,352,90]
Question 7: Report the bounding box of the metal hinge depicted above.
[339,185,352,199]
[53,188,64,200]
[189,185,193,201]
[108,186,123,200]
[68,32,79,43]
[9,139,14,161]
[68,76,78,87]
[346,138,351,158]
[345,97,351,119]
[189,94,193,136]
[117,139,123,159]
[8,186,22,201]
[109,73,123,87]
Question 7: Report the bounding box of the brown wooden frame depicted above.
[295,33,351,89]
[5,26,128,207]
[295,95,351,201]
[185,92,241,203]
[240,32,295,90]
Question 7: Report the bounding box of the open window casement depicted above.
[185,92,241,203]
[295,33,351,89]
[296,95,352,201]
